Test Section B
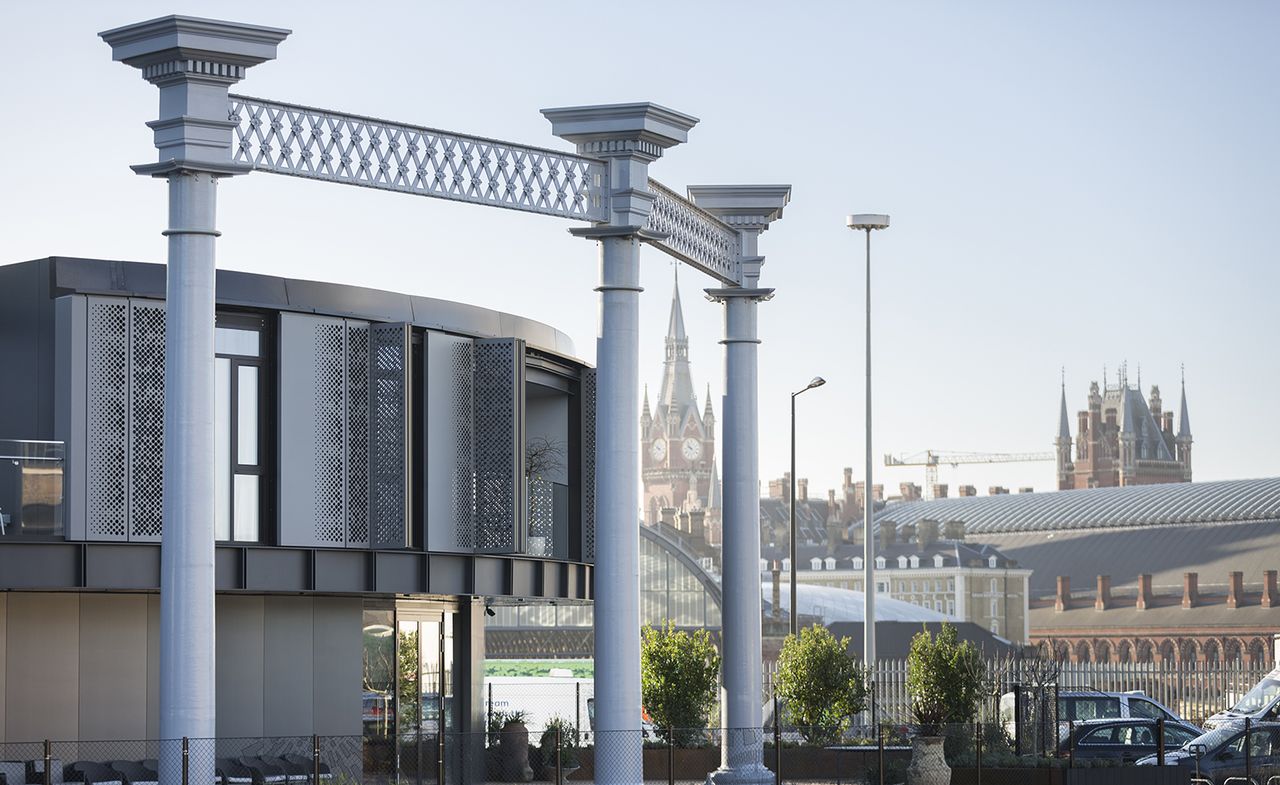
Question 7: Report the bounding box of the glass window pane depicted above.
[215,359,231,540]
[216,326,260,357]
[233,474,259,541]
[237,365,259,466]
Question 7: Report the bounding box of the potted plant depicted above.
[490,709,534,782]
[539,716,580,784]
[905,622,983,785]
[640,621,721,747]
[773,624,867,746]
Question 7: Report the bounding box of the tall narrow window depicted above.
[216,314,267,542]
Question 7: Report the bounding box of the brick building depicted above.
[1056,365,1193,489]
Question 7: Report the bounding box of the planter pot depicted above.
[497,721,534,782]
[906,736,949,785]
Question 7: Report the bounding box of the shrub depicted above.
[539,715,580,769]
[774,624,868,746]
[906,621,984,735]
[640,621,721,745]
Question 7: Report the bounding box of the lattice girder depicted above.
[229,95,609,222]
[644,179,742,284]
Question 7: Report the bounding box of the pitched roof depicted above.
[872,477,1280,534]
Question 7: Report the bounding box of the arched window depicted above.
[1116,640,1133,663]
[875,556,886,570]
[933,554,945,568]
[1094,639,1112,663]
[852,556,863,570]
[824,557,836,571]
[1203,639,1221,664]
[988,555,998,568]
[1248,637,1269,666]
[781,558,791,573]
[1158,639,1177,663]
[909,555,920,568]
[1178,638,1200,664]
[1074,640,1093,663]
[1136,639,1155,664]
[810,557,822,571]
[897,555,908,568]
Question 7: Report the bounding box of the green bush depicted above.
[906,622,983,735]
[538,715,580,769]
[640,621,720,745]
[774,624,868,746]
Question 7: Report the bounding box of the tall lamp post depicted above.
[846,214,889,674]
[789,376,826,636]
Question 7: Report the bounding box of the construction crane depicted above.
[883,450,1056,499]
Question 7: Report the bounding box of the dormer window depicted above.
[760,559,768,572]
[897,555,908,568]
[853,557,863,570]
[909,555,920,569]
[934,554,945,568]
[824,557,836,570]
[875,556,886,569]
[782,558,791,573]
[988,555,998,568]
[810,557,822,571]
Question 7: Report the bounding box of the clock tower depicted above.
[642,275,720,539]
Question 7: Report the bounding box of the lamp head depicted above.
[808,377,827,390]
[847,214,890,231]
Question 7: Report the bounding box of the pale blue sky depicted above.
[2,1,1277,499]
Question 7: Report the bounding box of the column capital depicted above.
[543,102,698,227]
[689,185,791,285]
[703,287,775,304]
[101,15,290,176]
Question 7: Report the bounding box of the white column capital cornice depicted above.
[543,102,698,227]
[687,184,791,230]
[101,15,290,176]
[704,287,775,304]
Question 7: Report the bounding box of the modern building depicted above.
[641,277,721,543]
[873,477,1280,665]
[1056,365,1193,490]
[0,256,597,781]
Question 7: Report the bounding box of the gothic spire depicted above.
[1178,367,1192,439]
[1057,373,1071,442]
[704,383,715,422]
[642,384,651,421]
[657,271,696,416]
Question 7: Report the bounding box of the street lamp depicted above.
[789,376,826,637]
[846,213,889,673]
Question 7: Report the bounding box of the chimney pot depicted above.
[1055,575,1071,612]
[1228,571,1244,608]
[1136,574,1153,610]
[1182,572,1199,609]
[1095,575,1111,611]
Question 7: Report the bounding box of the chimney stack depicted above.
[1055,576,1071,612]
[958,485,977,497]
[943,520,966,541]
[1018,486,1035,494]
[918,519,940,549]
[931,484,949,499]
[988,486,1009,495]
[1182,572,1199,609]
[1095,575,1111,611]
[798,478,809,502]
[878,521,897,549]
[1264,570,1277,609]
[1136,574,1153,610]
[1228,571,1244,608]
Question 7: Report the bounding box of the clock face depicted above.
[650,439,667,461]
[682,437,702,460]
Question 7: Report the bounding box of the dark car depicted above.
[1137,721,1280,783]
[1060,718,1201,763]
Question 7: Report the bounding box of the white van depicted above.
[1203,666,1280,729]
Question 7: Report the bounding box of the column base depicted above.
[707,762,775,785]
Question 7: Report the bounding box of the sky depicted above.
[2,1,1278,500]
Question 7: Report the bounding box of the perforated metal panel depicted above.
[312,321,347,546]
[450,339,476,550]
[369,323,409,548]
[527,476,554,557]
[128,301,166,541]
[346,323,370,547]
[474,338,524,553]
[86,298,129,541]
[580,368,596,562]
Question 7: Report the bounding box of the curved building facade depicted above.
[0,257,596,780]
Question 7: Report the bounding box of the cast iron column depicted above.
[545,103,698,785]
[101,15,288,783]
[692,186,791,785]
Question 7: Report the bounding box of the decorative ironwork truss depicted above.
[228,95,743,284]
[229,95,608,221]
[644,179,741,284]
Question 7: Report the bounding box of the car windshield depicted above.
[1186,726,1241,753]
[1232,678,1280,714]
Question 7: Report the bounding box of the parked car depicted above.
[1137,721,1280,783]
[1001,689,1185,739]
[1058,717,1201,763]
[1203,666,1280,730]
